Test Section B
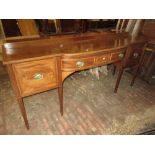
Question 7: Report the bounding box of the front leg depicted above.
[17,98,29,129]
[7,65,29,129]
[58,84,63,116]
[114,66,124,93]
[130,48,146,86]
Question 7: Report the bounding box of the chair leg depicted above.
[114,67,124,93]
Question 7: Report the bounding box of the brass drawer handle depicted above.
[34,73,43,80]
[76,61,85,68]
[133,52,139,58]
[118,53,124,59]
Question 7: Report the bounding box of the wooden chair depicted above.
[39,19,87,36]
[17,19,39,36]
[39,19,61,36]
[115,19,129,32]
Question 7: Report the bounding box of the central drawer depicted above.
[61,56,95,71]
[13,58,58,96]
[95,53,111,65]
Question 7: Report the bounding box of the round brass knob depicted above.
[60,44,63,48]
[76,61,85,68]
[102,57,106,60]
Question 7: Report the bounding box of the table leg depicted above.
[17,98,29,129]
[130,50,145,86]
[58,86,63,116]
[114,67,124,93]
[113,65,117,76]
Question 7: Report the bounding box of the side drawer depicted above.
[13,58,58,96]
[61,57,95,71]
[128,44,144,66]
[129,51,142,65]
[111,51,125,62]
[127,42,145,66]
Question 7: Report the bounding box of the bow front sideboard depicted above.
[2,32,146,129]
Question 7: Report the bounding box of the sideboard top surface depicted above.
[2,31,147,64]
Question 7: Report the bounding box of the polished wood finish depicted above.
[2,31,129,64]
[57,57,64,116]
[114,66,124,93]
[13,58,58,97]
[61,56,95,71]
[2,31,146,129]
[95,53,111,64]
[111,51,125,62]
[17,97,29,129]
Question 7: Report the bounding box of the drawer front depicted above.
[129,48,142,66]
[61,57,95,71]
[13,58,57,96]
[111,51,125,62]
[95,54,111,65]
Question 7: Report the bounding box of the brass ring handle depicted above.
[76,61,85,68]
[118,53,124,59]
[133,53,139,58]
[34,73,43,80]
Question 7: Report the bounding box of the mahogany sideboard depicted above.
[2,31,146,129]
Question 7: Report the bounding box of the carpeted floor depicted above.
[0,62,155,135]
